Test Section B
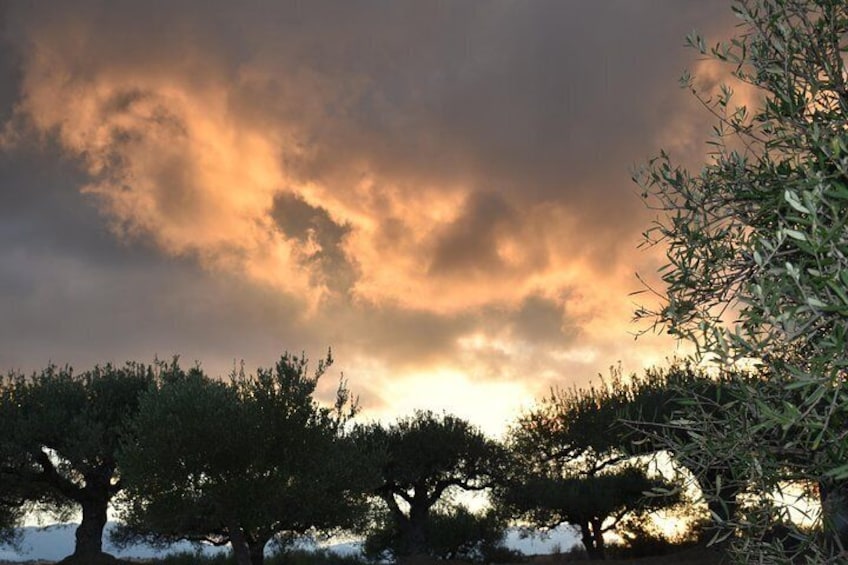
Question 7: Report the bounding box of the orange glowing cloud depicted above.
[8,24,634,321]
[0,2,736,430]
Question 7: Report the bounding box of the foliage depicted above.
[155,551,234,565]
[0,504,23,547]
[0,435,26,547]
[269,547,368,565]
[356,411,505,558]
[508,369,632,479]
[115,352,370,565]
[608,513,705,559]
[0,378,24,545]
[497,376,684,560]
[619,362,746,525]
[364,504,509,563]
[496,464,681,561]
[0,363,153,559]
[634,0,848,561]
[154,547,369,565]
[420,507,507,562]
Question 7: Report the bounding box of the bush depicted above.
[156,550,234,565]
[479,545,526,563]
[268,547,369,565]
[606,516,707,559]
[154,547,370,565]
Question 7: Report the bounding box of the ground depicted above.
[526,546,724,564]
[1,546,726,565]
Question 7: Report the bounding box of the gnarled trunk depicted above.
[73,493,108,556]
[249,537,267,565]
[404,503,429,556]
[579,519,606,560]
[590,517,605,559]
[229,524,269,565]
[230,524,253,565]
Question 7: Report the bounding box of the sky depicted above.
[0,1,739,436]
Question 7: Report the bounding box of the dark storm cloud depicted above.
[510,295,577,347]
[270,192,358,294]
[318,292,579,376]
[0,143,163,269]
[429,191,522,276]
[269,2,732,211]
[0,147,318,374]
[3,0,734,263]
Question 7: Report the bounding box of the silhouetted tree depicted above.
[497,378,680,560]
[114,353,369,565]
[364,505,509,563]
[497,465,679,560]
[357,411,505,559]
[0,364,154,563]
[621,362,743,525]
[507,369,631,478]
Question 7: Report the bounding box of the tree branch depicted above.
[32,449,82,503]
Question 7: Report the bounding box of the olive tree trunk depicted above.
[229,523,270,565]
[73,493,108,556]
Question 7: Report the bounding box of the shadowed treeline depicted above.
[0,353,748,565]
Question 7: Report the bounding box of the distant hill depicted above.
[0,523,579,561]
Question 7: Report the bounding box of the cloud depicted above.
[0,1,737,431]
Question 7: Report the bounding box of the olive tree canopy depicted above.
[357,411,505,560]
[0,364,153,564]
[496,378,681,560]
[115,353,369,565]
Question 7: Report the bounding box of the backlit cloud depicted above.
[1,1,735,432]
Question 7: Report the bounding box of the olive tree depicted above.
[621,362,744,525]
[114,353,369,565]
[356,411,505,560]
[496,379,681,560]
[634,0,848,560]
[498,465,678,561]
[363,505,510,563]
[0,364,154,563]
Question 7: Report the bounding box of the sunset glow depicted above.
[0,1,737,435]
